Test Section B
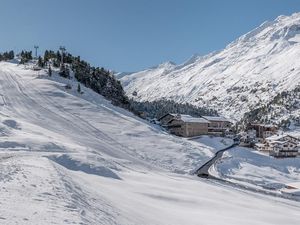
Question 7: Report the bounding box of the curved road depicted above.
[195,143,237,177]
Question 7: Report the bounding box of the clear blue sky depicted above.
[1,0,300,71]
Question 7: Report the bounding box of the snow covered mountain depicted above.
[120,12,300,122]
[1,60,300,224]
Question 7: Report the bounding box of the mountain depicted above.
[120,12,300,124]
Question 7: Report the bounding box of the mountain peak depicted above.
[225,12,300,50]
[149,61,176,70]
[158,61,176,67]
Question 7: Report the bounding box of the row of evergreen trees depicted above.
[0,50,35,64]
[38,49,130,109]
[20,51,33,64]
[130,99,218,119]
[0,48,129,109]
[0,50,14,61]
[238,85,300,130]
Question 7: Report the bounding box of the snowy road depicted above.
[196,143,237,177]
[0,62,300,225]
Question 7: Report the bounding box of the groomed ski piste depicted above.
[0,61,300,225]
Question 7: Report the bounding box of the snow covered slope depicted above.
[120,12,300,121]
[210,147,300,198]
[1,61,300,224]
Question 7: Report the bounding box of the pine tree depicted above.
[26,51,33,60]
[77,83,81,93]
[8,50,14,60]
[19,50,32,64]
[56,51,61,63]
[44,50,49,63]
[59,64,70,78]
[48,65,52,77]
[38,56,44,68]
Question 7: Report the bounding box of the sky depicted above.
[1,0,300,72]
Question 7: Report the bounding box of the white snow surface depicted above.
[120,12,300,120]
[0,61,300,224]
[210,147,300,197]
[190,135,233,152]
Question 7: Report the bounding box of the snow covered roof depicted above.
[158,113,177,120]
[180,115,210,123]
[251,123,277,128]
[269,140,288,145]
[266,135,283,140]
[201,116,231,122]
[255,143,265,147]
[266,134,299,142]
[263,124,276,128]
[159,113,211,124]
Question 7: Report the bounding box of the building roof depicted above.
[180,115,210,123]
[269,140,288,145]
[158,113,177,121]
[250,123,277,128]
[159,113,211,124]
[266,134,300,142]
[201,116,231,122]
[282,182,300,195]
[286,182,300,189]
[255,143,265,147]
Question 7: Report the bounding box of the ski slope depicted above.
[120,12,300,121]
[0,61,300,224]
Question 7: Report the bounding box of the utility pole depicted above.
[59,46,66,66]
[34,45,39,59]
